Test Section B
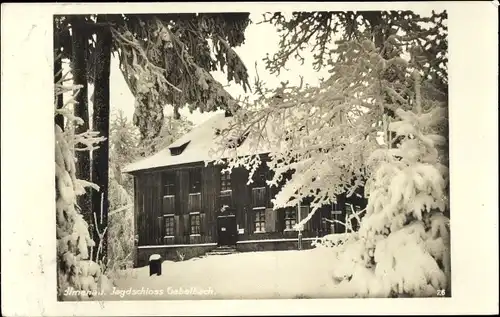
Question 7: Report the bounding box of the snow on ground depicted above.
[91,247,348,300]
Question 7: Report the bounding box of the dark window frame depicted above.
[164,215,175,236]
[253,169,267,188]
[189,169,202,193]
[284,208,297,230]
[162,172,176,197]
[345,202,362,215]
[220,171,232,192]
[219,187,233,211]
[254,208,266,233]
[300,205,310,215]
[252,163,273,208]
[190,213,201,235]
[345,202,362,231]
[251,186,267,209]
[299,205,310,230]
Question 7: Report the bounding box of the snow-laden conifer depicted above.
[55,65,109,299]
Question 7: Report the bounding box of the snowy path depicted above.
[94,248,346,300]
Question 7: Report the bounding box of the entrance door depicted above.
[217,215,237,246]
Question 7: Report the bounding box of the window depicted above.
[293,205,311,231]
[252,187,266,208]
[345,202,353,214]
[252,164,271,208]
[345,203,361,231]
[220,171,233,210]
[284,208,297,230]
[221,171,232,191]
[189,169,201,193]
[190,213,201,235]
[300,205,310,216]
[188,192,201,213]
[169,141,190,156]
[162,173,176,197]
[220,193,232,210]
[254,209,266,232]
[253,169,267,188]
[345,203,362,215]
[164,215,175,236]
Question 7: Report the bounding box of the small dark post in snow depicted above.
[149,254,162,276]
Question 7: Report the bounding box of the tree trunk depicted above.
[54,18,64,130]
[91,16,112,264]
[71,16,93,229]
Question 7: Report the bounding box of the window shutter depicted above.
[163,196,175,214]
[183,214,190,235]
[265,208,276,232]
[300,206,312,231]
[200,213,206,235]
[157,216,163,243]
[174,215,182,236]
[276,208,285,232]
[249,209,255,234]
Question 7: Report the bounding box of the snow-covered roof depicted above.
[123,112,386,174]
[123,113,271,173]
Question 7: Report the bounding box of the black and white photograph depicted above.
[54,8,453,301]
[1,1,498,316]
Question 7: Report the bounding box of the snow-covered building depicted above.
[124,112,367,266]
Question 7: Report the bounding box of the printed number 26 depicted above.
[437,289,446,296]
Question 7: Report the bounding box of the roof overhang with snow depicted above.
[123,113,271,174]
[123,111,385,174]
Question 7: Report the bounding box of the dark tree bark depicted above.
[71,16,93,229]
[91,16,112,263]
[54,18,64,130]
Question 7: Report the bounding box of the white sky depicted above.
[106,12,333,126]
[69,10,438,127]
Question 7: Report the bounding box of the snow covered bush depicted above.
[55,67,108,300]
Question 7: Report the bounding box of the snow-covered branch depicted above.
[209,28,449,297]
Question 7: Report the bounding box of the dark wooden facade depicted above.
[131,158,367,248]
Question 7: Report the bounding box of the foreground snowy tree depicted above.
[323,102,450,298]
[55,65,110,300]
[213,11,449,297]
